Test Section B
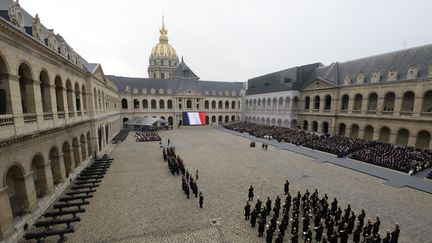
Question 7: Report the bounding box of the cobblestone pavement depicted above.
[26,126,432,243]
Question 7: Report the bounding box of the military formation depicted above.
[244,180,400,243]
[162,139,204,208]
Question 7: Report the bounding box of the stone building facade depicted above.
[245,46,432,150]
[109,76,244,127]
[0,2,243,241]
[0,1,118,241]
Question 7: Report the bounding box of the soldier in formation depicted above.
[243,180,400,243]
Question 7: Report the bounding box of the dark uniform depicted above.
[266,228,273,243]
[199,192,204,208]
[244,202,251,220]
[258,219,265,237]
[248,185,254,201]
[284,180,289,195]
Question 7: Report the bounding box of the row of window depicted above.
[122,99,241,110]
[303,90,432,113]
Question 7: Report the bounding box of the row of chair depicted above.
[23,155,113,243]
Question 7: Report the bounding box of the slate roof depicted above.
[246,63,322,95]
[107,75,243,97]
[248,44,432,94]
[170,58,200,80]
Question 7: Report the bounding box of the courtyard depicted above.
[36,127,432,242]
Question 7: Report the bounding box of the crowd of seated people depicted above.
[135,131,161,142]
[223,122,432,175]
[350,143,432,174]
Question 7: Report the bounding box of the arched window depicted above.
[312,121,318,132]
[142,99,148,109]
[159,99,165,109]
[151,99,157,109]
[422,90,432,113]
[350,124,359,138]
[303,120,308,130]
[39,70,52,113]
[324,95,331,110]
[121,98,128,109]
[211,100,216,109]
[231,101,236,109]
[339,123,346,136]
[367,93,378,112]
[218,101,223,109]
[205,100,209,109]
[396,128,409,146]
[304,96,310,110]
[167,100,173,109]
[401,91,414,113]
[314,96,320,110]
[0,56,10,114]
[341,95,349,111]
[225,101,229,109]
[383,92,395,113]
[293,97,299,110]
[133,99,139,109]
[416,130,431,149]
[187,100,192,109]
[18,63,35,113]
[378,127,391,142]
[322,122,329,134]
[364,125,374,140]
[353,94,362,112]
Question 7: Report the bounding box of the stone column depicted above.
[71,90,77,117]
[348,97,355,114]
[412,96,422,118]
[1,75,24,126]
[61,87,69,122]
[32,80,43,116]
[57,153,67,181]
[44,161,54,192]
[74,144,83,166]
[361,97,368,115]
[393,96,402,116]
[376,96,384,116]
[0,187,13,240]
[18,172,38,213]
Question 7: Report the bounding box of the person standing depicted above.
[266,197,272,216]
[199,192,204,208]
[258,219,265,237]
[284,180,289,195]
[248,185,254,201]
[265,227,273,243]
[244,201,251,220]
[251,209,257,228]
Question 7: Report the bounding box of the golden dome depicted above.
[150,17,178,59]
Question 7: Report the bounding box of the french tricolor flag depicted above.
[183,112,206,125]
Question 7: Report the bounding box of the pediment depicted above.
[303,78,336,91]
[90,65,107,84]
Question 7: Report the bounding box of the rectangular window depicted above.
[161,73,165,79]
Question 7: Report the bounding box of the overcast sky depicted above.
[20,0,432,82]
